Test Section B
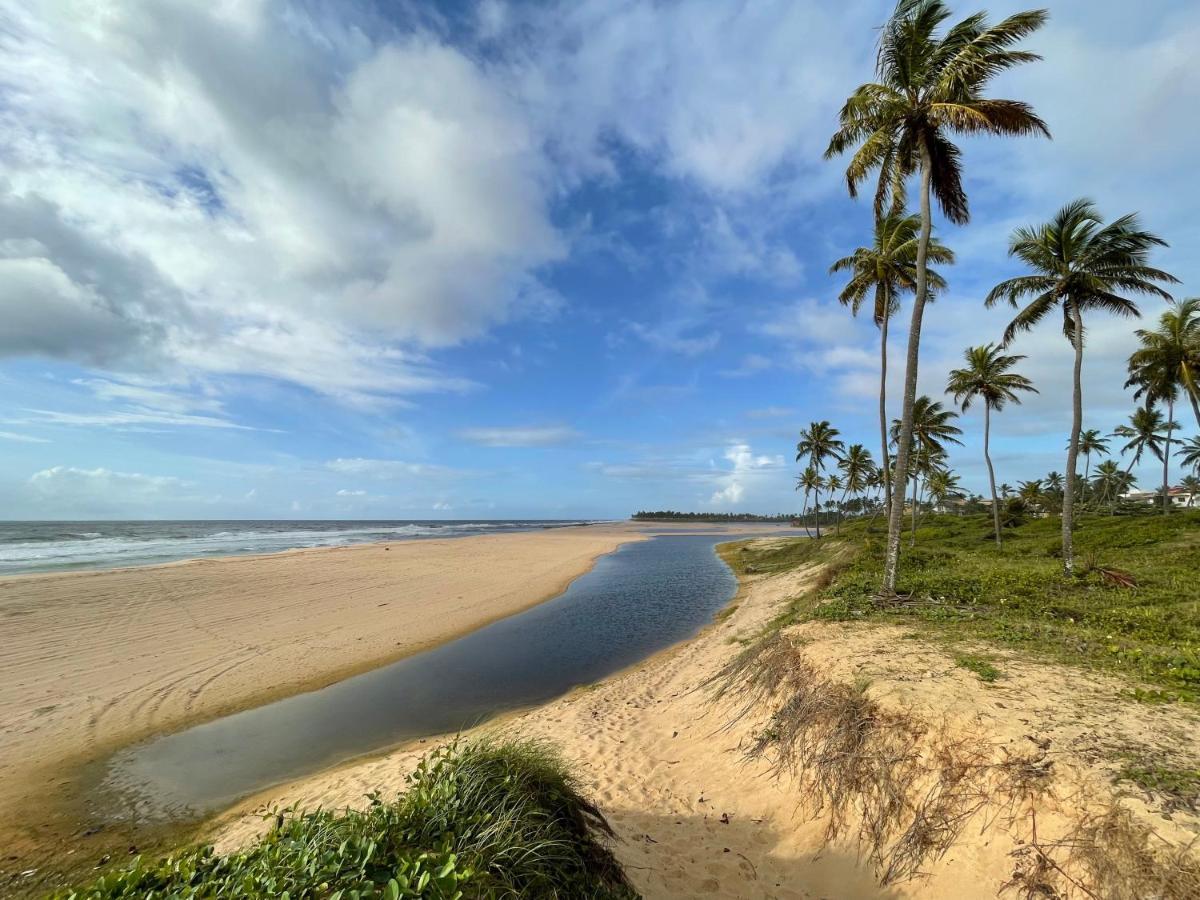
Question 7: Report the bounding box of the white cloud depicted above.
[0,1,562,404]
[336,488,367,496]
[710,442,785,505]
[326,458,466,479]
[0,430,49,443]
[745,406,796,419]
[27,465,199,513]
[458,425,580,447]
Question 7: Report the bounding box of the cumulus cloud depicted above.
[710,442,784,505]
[27,465,201,514]
[0,0,561,404]
[458,425,580,447]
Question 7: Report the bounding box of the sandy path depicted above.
[0,525,646,826]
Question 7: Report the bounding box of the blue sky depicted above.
[1,0,1197,519]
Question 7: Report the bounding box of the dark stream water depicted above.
[99,532,801,822]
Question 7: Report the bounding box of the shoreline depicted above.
[0,523,647,877]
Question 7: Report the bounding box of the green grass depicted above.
[51,739,635,900]
[1115,762,1200,809]
[954,653,1003,683]
[736,510,1200,701]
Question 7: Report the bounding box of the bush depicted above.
[52,740,636,899]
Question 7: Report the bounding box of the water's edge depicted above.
[95,532,799,824]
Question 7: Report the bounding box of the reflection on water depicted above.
[101,532,802,821]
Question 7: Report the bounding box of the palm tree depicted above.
[1127,298,1200,429]
[1075,429,1109,503]
[1017,479,1045,513]
[796,466,825,536]
[826,473,845,533]
[831,213,953,511]
[1128,299,1200,514]
[1180,475,1200,509]
[826,0,1049,596]
[1091,460,1135,516]
[1113,407,1178,485]
[837,444,875,534]
[797,421,845,538]
[926,468,964,513]
[999,482,1013,499]
[946,343,1037,546]
[891,395,962,543]
[987,199,1177,574]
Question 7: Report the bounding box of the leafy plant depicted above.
[52,740,635,900]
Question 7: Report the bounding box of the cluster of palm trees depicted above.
[816,0,1193,595]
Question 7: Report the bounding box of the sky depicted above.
[0,0,1197,520]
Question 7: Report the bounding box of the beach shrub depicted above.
[51,740,636,900]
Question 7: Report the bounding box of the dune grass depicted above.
[52,739,635,900]
[731,510,1200,701]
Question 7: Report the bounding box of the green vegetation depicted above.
[733,512,1200,701]
[52,740,634,900]
[1115,762,1200,810]
[953,653,1002,683]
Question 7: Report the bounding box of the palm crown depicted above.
[987,199,1177,347]
[796,421,845,472]
[830,212,953,323]
[824,0,1049,222]
[890,395,964,457]
[1126,297,1200,426]
[946,343,1037,411]
[1112,407,1178,469]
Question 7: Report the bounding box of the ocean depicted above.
[0,520,602,576]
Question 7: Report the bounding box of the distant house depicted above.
[1121,486,1196,508]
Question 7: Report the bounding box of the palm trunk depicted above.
[909,466,920,547]
[803,488,812,536]
[878,304,892,519]
[1083,452,1092,510]
[813,486,822,538]
[837,485,850,535]
[984,403,1001,547]
[882,146,932,596]
[1162,397,1174,515]
[1062,302,1084,575]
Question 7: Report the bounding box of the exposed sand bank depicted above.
[0,525,657,833]
[211,537,1200,899]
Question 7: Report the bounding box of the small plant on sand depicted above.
[52,739,634,900]
[955,653,1002,683]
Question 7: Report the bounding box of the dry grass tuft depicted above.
[712,633,1054,885]
[1004,805,1200,900]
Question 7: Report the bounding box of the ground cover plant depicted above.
[730,510,1200,702]
[52,739,635,900]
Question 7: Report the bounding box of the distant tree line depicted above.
[631,511,797,522]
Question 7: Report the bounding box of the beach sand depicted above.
[210,538,1200,900]
[0,524,652,836]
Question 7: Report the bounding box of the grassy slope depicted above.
[728,510,1200,702]
[51,740,635,900]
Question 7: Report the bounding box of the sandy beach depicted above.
[0,525,654,836]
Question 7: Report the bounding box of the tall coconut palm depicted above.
[986,199,1177,574]
[1091,460,1135,516]
[1127,298,1200,429]
[796,466,824,536]
[826,0,1049,596]
[946,343,1037,546]
[1112,407,1178,478]
[837,444,876,535]
[1017,479,1045,513]
[826,473,846,533]
[797,421,845,538]
[891,395,962,543]
[831,213,953,511]
[999,482,1013,499]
